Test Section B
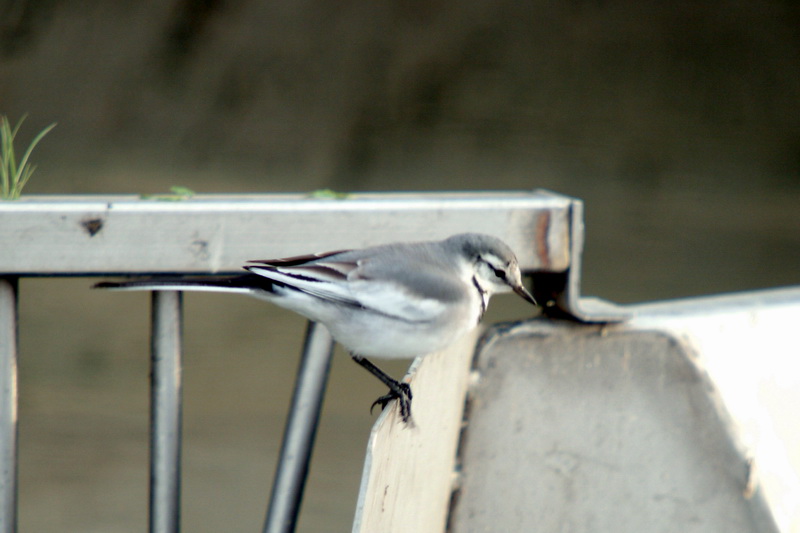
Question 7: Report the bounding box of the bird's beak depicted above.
[513,283,537,306]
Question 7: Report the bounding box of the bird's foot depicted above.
[370,381,413,423]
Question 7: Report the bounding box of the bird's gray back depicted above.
[332,240,469,304]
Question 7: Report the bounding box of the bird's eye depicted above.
[491,266,506,280]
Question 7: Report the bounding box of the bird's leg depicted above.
[350,354,413,423]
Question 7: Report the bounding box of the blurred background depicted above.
[2,1,799,531]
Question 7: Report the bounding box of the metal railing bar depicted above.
[263,321,335,533]
[0,192,570,276]
[0,278,18,533]
[149,291,184,533]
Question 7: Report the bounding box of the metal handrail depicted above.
[150,292,184,532]
[0,278,18,533]
[263,322,334,533]
[0,191,587,533]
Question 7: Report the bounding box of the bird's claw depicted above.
[370,382,413,423]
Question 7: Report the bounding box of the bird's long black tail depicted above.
[94,273,275,293]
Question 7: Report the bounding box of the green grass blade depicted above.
[12,165,36,199]
[14,122,56,183]
[0,117,12,197]
[0,115,55,199]
[9,114,27,137]
[5,115,25,177]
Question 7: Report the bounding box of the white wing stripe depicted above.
[247,265,446,322]
[247,266,357,304]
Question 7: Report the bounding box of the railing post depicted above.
[150,291,183,533]
[0,278,18,533]
[263,321,335,533]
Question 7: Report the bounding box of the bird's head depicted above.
[449,233,537,305]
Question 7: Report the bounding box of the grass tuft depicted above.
[1,115,56,200]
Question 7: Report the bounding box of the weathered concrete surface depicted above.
[451,290,800,533]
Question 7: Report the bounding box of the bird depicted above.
[95,233,537,423]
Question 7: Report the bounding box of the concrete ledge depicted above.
[450,287,800,532]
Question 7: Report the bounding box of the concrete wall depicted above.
[451,288,800,532]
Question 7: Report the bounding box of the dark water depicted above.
[5,1,799,531]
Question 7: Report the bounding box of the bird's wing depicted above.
[246,250,455,322]
[344,255,461,322]
[345,275,450,322]
[246,251,364,306]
